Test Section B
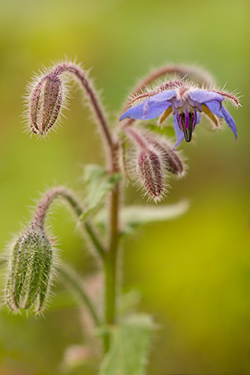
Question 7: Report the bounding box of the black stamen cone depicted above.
[181,113,193,142]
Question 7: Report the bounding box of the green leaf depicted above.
[99,314,154,375]
[82,164,122,219]
[118,289,142,316]
[95,200,189,234]
[145,123,175,137]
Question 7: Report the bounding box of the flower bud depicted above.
[154,140,184,176]
[143,133,185,176]
[5,227,54,314]
[29,72,63,136]
[137,149,164,200]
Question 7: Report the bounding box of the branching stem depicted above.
[31,186,106,260]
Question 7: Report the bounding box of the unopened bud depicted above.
[5,227,54,314]
[29,71,63,136]
[138,149,164,200]
[154,140,184,176]
[143,133,185,176]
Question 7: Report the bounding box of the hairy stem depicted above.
[31,186,106,259]
[58,263,100,326]
[54,63,114,162]
[31,178,121,352]
[124,127,149,149]
[104,142,121,352]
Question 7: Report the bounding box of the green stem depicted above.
[84,222,105,260]
[104,145,121,352]
[65,191,106,260]
[58,263,100,326]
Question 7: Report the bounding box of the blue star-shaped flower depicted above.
[120,85,239,147]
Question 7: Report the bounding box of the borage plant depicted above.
[1,62,240,374]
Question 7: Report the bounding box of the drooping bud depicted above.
[29,71,63,136]
[137,149,164,201]
[142,132,185,176]
[153,140,185,176]
[5,226,54,314]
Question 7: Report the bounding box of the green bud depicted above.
[5,227,54,314]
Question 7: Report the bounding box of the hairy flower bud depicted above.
[5,227,54,314]
[29,71,63,136]
[138,149,164,200]
[151,139,184,176]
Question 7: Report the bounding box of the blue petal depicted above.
[120,102,150,120]
[189,90,224,104]
[173,114,184,148]
[120,101,172,120]
[206,102,237,140]
[145,90,176,102]
[205,101,222,116]
[120,90,176,121]
[220,106,238,140]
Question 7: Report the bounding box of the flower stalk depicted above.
[32,186,106,260]
[54,64,113,157]
[28,63,114,165]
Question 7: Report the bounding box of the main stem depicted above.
[104,142,120,352]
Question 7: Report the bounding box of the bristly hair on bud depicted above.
[25,65,68,137]
[121,127,186,200]
[5,225,55,314]
[24,62,113,158]
[137,148,164,201]
[144,135,186,178]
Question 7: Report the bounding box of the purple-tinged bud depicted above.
[5,226,54,314]
[153,140,184,176]
[142,133,185,176]
[29,71,63,136]
[26,62,113,152]
[137,149,164,201]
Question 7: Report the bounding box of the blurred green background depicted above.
[0,0,249,373]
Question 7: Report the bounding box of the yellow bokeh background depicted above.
[0,0,249,374]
